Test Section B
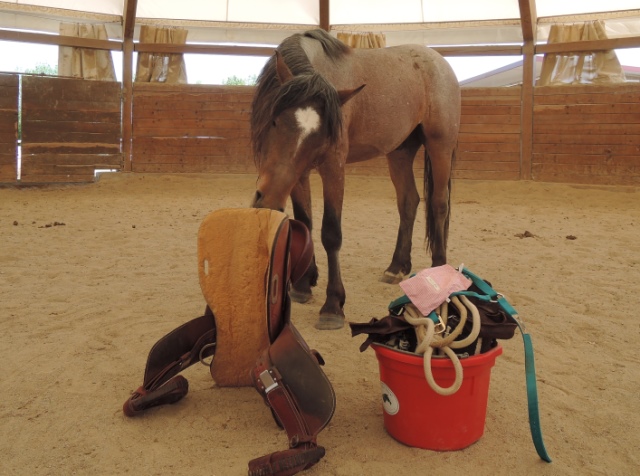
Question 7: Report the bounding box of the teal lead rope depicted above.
[451,267,552,463]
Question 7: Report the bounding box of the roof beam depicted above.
[123,0,138,40]
[134,43,274,56]
[0,28,121,50]
[518,0,537,43]
[319,0,329,31]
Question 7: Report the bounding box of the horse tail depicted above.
[423,144,456,259]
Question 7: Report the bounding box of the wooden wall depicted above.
[21,76,122,183]
[1,77,638,185]
[457,87,522,180]
[532,84,640,185]
[132,84,254,174]
[0,74,18,183]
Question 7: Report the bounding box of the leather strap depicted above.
[123,310,216,416]
[249,323,333,476]
[248,447,325,476]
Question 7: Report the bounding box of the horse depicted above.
[250,29,460,330]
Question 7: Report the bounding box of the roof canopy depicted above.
[0,0,639,47]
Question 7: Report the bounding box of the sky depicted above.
[0,39,638,83]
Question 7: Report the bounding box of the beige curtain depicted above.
[538,21,625,86]
[58,23,117,81]
[337,32,386,48]
[135,26,188,84]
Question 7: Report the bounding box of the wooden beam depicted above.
[518,0,537,43]
[123,0,138,40]
[0,28,122,51]
[134,43,274,56]
[122,0,137,172]
[520,42,534,180]
[433,45,523,57]
[537,36,640,54]
[319,0,330,31]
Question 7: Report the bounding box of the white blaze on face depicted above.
[294,107,320,149]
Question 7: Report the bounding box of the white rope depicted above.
[404,304,463,395]
[403,296,482,396]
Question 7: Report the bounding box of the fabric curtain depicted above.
[135,25,188,84]
[538,21,625,86]
[336,31,386,48]
[58,23,117,81]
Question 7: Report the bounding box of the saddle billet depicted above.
[122,209,334,476]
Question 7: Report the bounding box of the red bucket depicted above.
[372,343,502,451]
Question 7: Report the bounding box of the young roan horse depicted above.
[251,29,460,330]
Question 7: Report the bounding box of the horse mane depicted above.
[251,30,350,162]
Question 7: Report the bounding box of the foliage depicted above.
[222,74,257,86]
[23,62,58,76]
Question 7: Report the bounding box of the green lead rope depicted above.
[451,267,552,463]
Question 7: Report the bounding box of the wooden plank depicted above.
[533,133,640,145]
[462,87,521,97]
[22,131,120,144]
[534,83,640,96]
[534,103,640,115]
[460,123,522,134]
[22,119,121,135]
[22,154,122,167]
[534,113,640,125]
[133,118,250,131]
[461,105,521,116]
[460,114,521,125]
[533,143,640,156]
[21,143,120,154]
[134,108,249,121]
[458,151,520,162]
[133,97,253,113]
[22,98,121,113]
[132,137,249,153]
[133,83,255,94]
[534,91,640,106]
[22,76,121,104]
[131,162,256,174]
[25,109,121,123]
[458,133,520,144]
[134,152,251,165]
[533,123,640,134]
[531,163,640,178]
[458,142,521,153]
[533,153,639,167]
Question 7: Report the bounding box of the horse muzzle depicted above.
[253,190,285,213]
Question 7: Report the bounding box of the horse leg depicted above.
[289,173,319,303]
[381,139,422,284]
[424,139,456,266]
[315,164,346,330]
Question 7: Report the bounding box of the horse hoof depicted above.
[380,270,405,285]
[315,314,345,330]
[289,289,312,303]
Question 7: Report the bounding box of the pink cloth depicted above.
[398,265,472,315]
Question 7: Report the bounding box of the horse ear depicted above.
[338,84,366,106]
[275,50,294,84]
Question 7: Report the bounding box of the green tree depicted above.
[24,62,58,76]
[222,74,257,86]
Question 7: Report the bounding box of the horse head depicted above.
[251,50,364,211]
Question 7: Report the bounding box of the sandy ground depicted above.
[1,172,639,476]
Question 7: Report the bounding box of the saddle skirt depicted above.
[198,208,292,386]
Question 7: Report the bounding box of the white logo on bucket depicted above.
[381,382,399,415]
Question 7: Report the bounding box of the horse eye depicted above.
[272,120,277,127]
